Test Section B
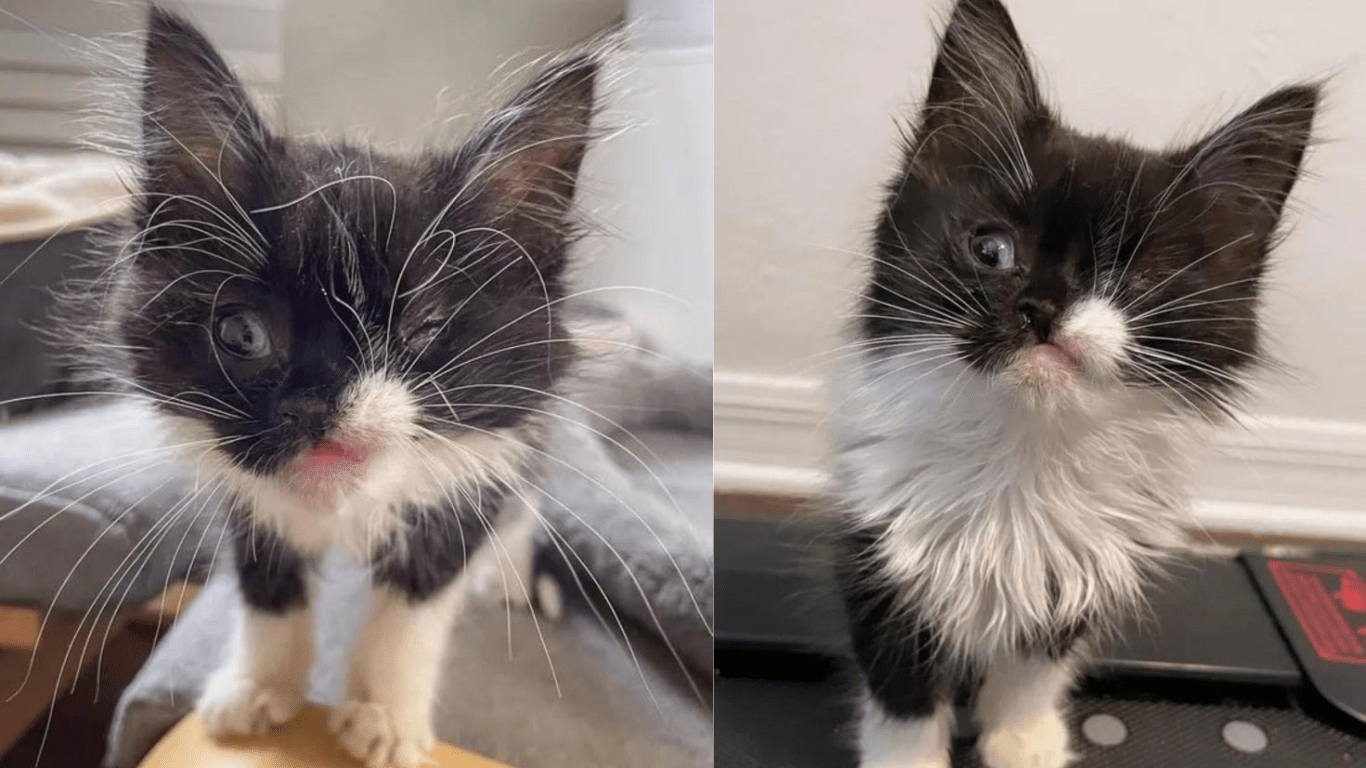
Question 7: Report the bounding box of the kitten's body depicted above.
[57,8,608,767]
[827,2,1318,767]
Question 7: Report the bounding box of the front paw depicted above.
[859,754,950,768]
[330,699,435,768]
[197,668,304,737]
[978,712,1073,768]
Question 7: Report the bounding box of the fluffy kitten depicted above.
[827,1,1317,767]
[59,8,604,767]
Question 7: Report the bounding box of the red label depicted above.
[1267,559,1366,665]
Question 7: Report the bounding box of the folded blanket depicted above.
[0,401,223,610]
[0,152,128,244]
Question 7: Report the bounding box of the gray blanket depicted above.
[0,329,712,767]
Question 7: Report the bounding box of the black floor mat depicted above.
[717,670,1366,768]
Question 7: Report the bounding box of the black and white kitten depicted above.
[828,1,1317,767]
[60,8,605,767]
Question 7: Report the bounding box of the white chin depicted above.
[1003,357,1083,411]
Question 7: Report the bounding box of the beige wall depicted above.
[282,0,622,145]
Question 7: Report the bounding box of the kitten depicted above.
[826,1,1317,767]
[58,8,604,767]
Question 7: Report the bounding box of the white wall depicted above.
[715,0,1366,539]
[283,0,713,363]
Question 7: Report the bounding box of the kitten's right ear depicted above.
[449,47,602,269]
[912,0,1044,164]
[139,6,266,192]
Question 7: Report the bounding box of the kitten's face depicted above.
[109,10,598,487]
[864,0,1316,416]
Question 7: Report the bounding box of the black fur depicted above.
[371,486,509,602]
[835,526,947,720]
[230,511,309,613]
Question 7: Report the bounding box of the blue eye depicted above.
[970,229,1016,269]
[215,309,271,359]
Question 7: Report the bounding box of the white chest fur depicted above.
[829,355,1207,662]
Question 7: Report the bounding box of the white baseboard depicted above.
[715,370,1366,541]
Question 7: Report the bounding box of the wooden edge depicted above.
[0,610,130,756]
[140,706,512,768]
[0,581,201,651]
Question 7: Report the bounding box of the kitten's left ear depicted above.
[454,49,601,261]
[1180,84,1319,239]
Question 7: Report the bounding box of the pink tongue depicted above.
[302,438,363,466]
[1031,343,1077,369]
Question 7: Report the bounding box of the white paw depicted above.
[859,753,950,768]
[330,699,435,768]
[467,555,564,620]
[196,669,303,737]
[978,712,1073,768]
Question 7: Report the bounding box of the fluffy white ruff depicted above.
[975,654,1076,768]
[858,699,952,768]
[829,296,1210,662]
[197,605,311,737]
[165,371,532,558]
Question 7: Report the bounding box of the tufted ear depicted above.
[139,6,268,194]
[1177,84,1319,241]
[449,49,601,267]
[914,0,1044,154]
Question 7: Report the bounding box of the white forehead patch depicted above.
[1056,296,1130,377]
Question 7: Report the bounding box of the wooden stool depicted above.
[139,705,510,768]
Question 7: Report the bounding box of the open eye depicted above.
[215,308,271,359]
[970,228,1016,269]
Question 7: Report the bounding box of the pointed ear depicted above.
[455,49,600,259]
[916,0,1043,146]
[1179,84,1319,239]
[139,6,267,192]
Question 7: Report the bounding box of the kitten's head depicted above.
[88,8,602,491]
[863,0,1317,417]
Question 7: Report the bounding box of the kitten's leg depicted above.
[332,504,489,768]
[198,522,311,737]
[974,653,1077,768]
[466,492,563,618]
[858,697,953,768]
[837,534,953,768]
[331,581,464,768]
